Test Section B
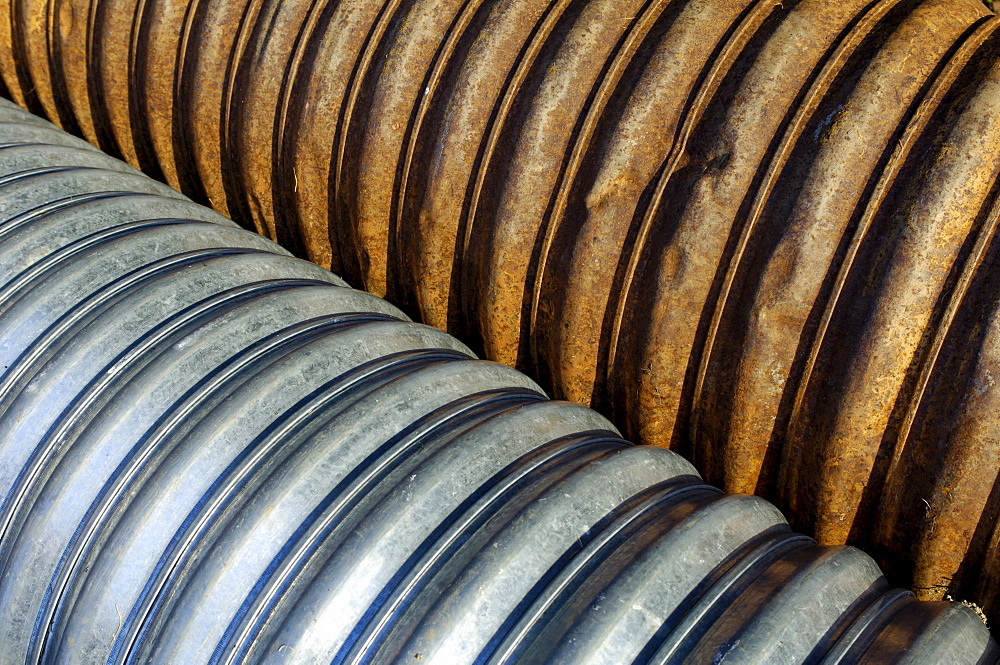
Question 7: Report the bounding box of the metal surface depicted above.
[5,0,1000,625]
[0,107,996,664]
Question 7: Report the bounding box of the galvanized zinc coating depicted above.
[4,0,1000,626]
[0,100,995,664]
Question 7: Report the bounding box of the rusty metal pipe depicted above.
[0,104,996,664]
[6,0,1000,626]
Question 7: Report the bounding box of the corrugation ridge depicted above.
[344,430,625,665]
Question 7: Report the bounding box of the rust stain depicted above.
[7,0,1000,626]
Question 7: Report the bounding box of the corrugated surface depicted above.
[0,104,996,664]
[3,0,1000,623]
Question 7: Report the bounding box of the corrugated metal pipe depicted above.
[3,0,1000,625]
[0,97,997,664]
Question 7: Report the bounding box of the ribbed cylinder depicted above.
[0,98,995,664]
[3,0,1000,623]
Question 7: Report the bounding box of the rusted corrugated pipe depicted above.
[3,0,1000,625]
[0,99,996,664]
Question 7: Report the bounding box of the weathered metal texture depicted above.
[8,0,57,121]
[609,0,1000,615]
[396,0,568,330]
[129,0,185,188]
[175,0,250,217]
[8,0,1000,627]
[268,0,383,273]
[47,0,97,143]
[464,0,687,370]
[0,110,996,664]
[334,0,478,299]
[89,0,142,165]
[527,0,767,399]
[780,14,1000,545]
[694,0,970,500]
[224,0,318,245]
[0,0,22,105]
[786,15,1000,591]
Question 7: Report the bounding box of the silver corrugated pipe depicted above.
[0,97,994,664]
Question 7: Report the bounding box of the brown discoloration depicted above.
[12,0,59,121]
[781,9,1000,546]
[335,0,471,297]
[395,0,558,331]
[873,188,1000,612]
[88,0,141,164]
[611,0,809,455]
[467,0,657,369]
[698,0,975,498]
[0,0,25,104]
[9,0,1000,624]
[48,0,98,142]
[174,0,251,217]
[129,0,187,188]
[225,0,316,244]
[277,0,394,273]
[532,0,759,409]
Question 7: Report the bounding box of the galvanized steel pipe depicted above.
[0,98,996,664]
[3,0,1000,624]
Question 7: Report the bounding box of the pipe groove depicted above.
[0,111,993,662]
